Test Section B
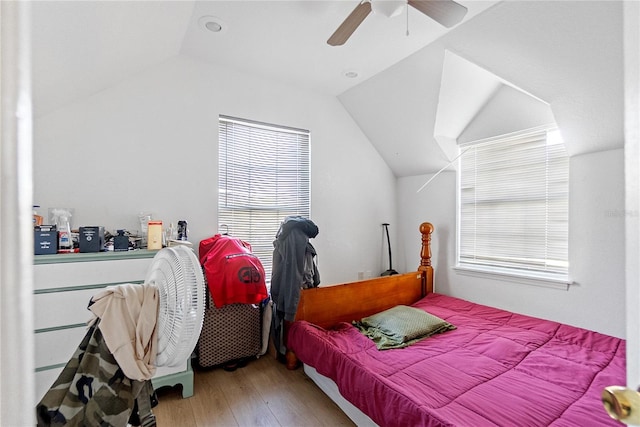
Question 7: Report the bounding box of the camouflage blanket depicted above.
[36,319,154,427]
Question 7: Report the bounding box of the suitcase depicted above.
[195,288,263,369]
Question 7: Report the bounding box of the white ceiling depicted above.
[181,0,497,94]
[31,1,193,117]
[30,1,625,177]
[339,0,625,176]
[31,0,498,117]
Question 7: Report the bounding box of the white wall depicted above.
[396,171,456,285]
[397,149,626,338]
[33,55,396,285]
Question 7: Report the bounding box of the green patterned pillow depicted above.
[354,305,455,350]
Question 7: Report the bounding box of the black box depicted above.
[79,226,105,253]
[35,225,58,255]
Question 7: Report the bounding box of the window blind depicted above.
[458,128,569,278]
[218,115,311,283]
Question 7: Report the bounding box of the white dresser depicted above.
[34,250,194,403]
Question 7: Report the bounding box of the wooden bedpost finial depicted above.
[419,222,434,271]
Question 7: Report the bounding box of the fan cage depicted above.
[146,246,205,367]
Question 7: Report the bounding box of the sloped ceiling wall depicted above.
[458,83,556,145]
[30,0,499,119]
[31,1,194,116]
[338,42,451,176]
[339,0,624,177]
[435,51,555,159]
[433,50,502,162]
[31,1,623,178]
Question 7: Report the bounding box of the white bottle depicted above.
[51,208,72,251]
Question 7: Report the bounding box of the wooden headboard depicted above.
[293,222,434,329]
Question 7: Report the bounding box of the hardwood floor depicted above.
[152,356,355,426]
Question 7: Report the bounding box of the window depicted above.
[218,115,310,284]
[457,127,569,283]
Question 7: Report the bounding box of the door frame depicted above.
[0,0,35,423]
[624,0,640,389]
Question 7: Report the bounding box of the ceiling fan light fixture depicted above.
[371,0,406,18]
[328,0,467,46]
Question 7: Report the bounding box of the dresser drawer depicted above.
[36,368,64,402]
[35,326,89,368]
[34,258,152,291]
[34,288,97,329]
[34,251,193,403]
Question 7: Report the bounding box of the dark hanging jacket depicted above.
[271,216,320,322]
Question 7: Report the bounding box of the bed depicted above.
[286,223,626,427]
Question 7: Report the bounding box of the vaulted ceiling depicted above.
[31,1,497,116]
[30,1,624,177]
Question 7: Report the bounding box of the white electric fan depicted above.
[145,245,206,367]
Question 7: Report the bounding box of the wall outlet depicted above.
[357,271,364,280]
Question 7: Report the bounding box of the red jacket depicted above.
[199,234,268,308]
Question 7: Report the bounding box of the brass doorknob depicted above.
[602,386,640,425]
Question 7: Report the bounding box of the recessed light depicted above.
[199,16,225,33]
[343,70,359,78]
[205,21,222,32]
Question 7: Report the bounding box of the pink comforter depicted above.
[288,293,625,427]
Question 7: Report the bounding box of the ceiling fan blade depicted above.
[408,0,468,28]
[327,1,372,46]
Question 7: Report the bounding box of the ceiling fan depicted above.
[327,0,468,46]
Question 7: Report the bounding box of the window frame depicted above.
[455,126,571,289]
[218,115,311,285]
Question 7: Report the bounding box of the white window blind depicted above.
[218,115,310,283]
[458,128,569,279]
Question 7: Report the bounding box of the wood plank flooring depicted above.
[152,356,355,427]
